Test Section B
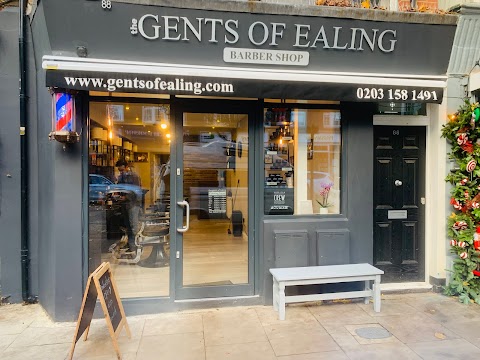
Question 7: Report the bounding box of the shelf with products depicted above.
[263,107,295,194]
[264,107,292,126]
[263,107,295,215]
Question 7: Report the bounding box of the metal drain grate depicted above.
[355,327,391,339]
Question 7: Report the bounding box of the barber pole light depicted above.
[49,91,79,143]
[55,92,73,131]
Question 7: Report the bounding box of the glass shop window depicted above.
[264,107,341,215]
[88,101,171,298]
[376,102,426,115]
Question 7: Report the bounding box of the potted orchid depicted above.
[316,179,334,214]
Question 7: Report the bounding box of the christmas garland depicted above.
[441,99,480,304]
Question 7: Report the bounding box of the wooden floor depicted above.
[105,216,249,298]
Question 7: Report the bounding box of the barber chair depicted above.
[110,213,170,267]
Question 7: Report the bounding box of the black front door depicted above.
[373,126,426,282]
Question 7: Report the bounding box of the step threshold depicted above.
[380,282,432,293]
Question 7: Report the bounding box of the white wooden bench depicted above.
[270,263,384,320]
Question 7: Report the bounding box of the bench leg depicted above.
[278,282,286,321]
[272,279,279,312]
[364,280,370,305]
[373,275,381,312]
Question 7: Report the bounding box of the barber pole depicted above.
[55,93,73,132]
[49,92,79,143]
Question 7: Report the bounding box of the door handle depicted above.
[394,180,403,187]
[177,200,190,233]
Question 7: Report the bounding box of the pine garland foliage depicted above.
[441,99,480,304]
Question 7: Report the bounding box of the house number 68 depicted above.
[393,130,400,135]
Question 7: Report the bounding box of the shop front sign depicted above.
[42,0,455,102]
[42,0,455,75]
[130,13,399,67]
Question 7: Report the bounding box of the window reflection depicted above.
[88,101,171,298]
[182,113,249,286]
[264,107,341,215]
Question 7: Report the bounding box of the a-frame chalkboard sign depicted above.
[69,262,131,360]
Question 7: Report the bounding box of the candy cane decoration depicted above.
[453,221,468,230]
[458,133,468,145]
[466,159,476,173]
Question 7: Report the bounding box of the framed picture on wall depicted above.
[265,154,273,164]
[134,152,148,162]
[106,104,124,123]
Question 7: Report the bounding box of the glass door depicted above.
[175,110,253,299]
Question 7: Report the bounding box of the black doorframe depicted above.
[170,97,259,300]
[373,125,426,283]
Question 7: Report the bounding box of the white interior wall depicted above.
[294,111,309,213]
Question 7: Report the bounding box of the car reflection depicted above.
[89,174,144,204]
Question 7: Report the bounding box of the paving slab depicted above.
[357,299,418,317]
[342,342,422,360]
[137,332,205,360]
[275,351,349,360]
[308,302,377,326]
[0,334,18,353]
[2,292,480,359]
[206,341,276,360]
[1,343,71,360]
[143,313,203,336]
[407,338,480,360]
[376,312,460,343]
[202,308,267,347]
[269,330,340,357]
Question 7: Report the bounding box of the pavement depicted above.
[2,291,480,360]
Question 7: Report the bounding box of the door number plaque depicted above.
[388,210,407,219]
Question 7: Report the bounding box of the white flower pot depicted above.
[319,207,329,215]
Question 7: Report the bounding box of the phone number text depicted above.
[356,88,438,101]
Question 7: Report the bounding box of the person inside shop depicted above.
[158,158,170,212]
[116,159,141,186]
[114,159,142,254]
